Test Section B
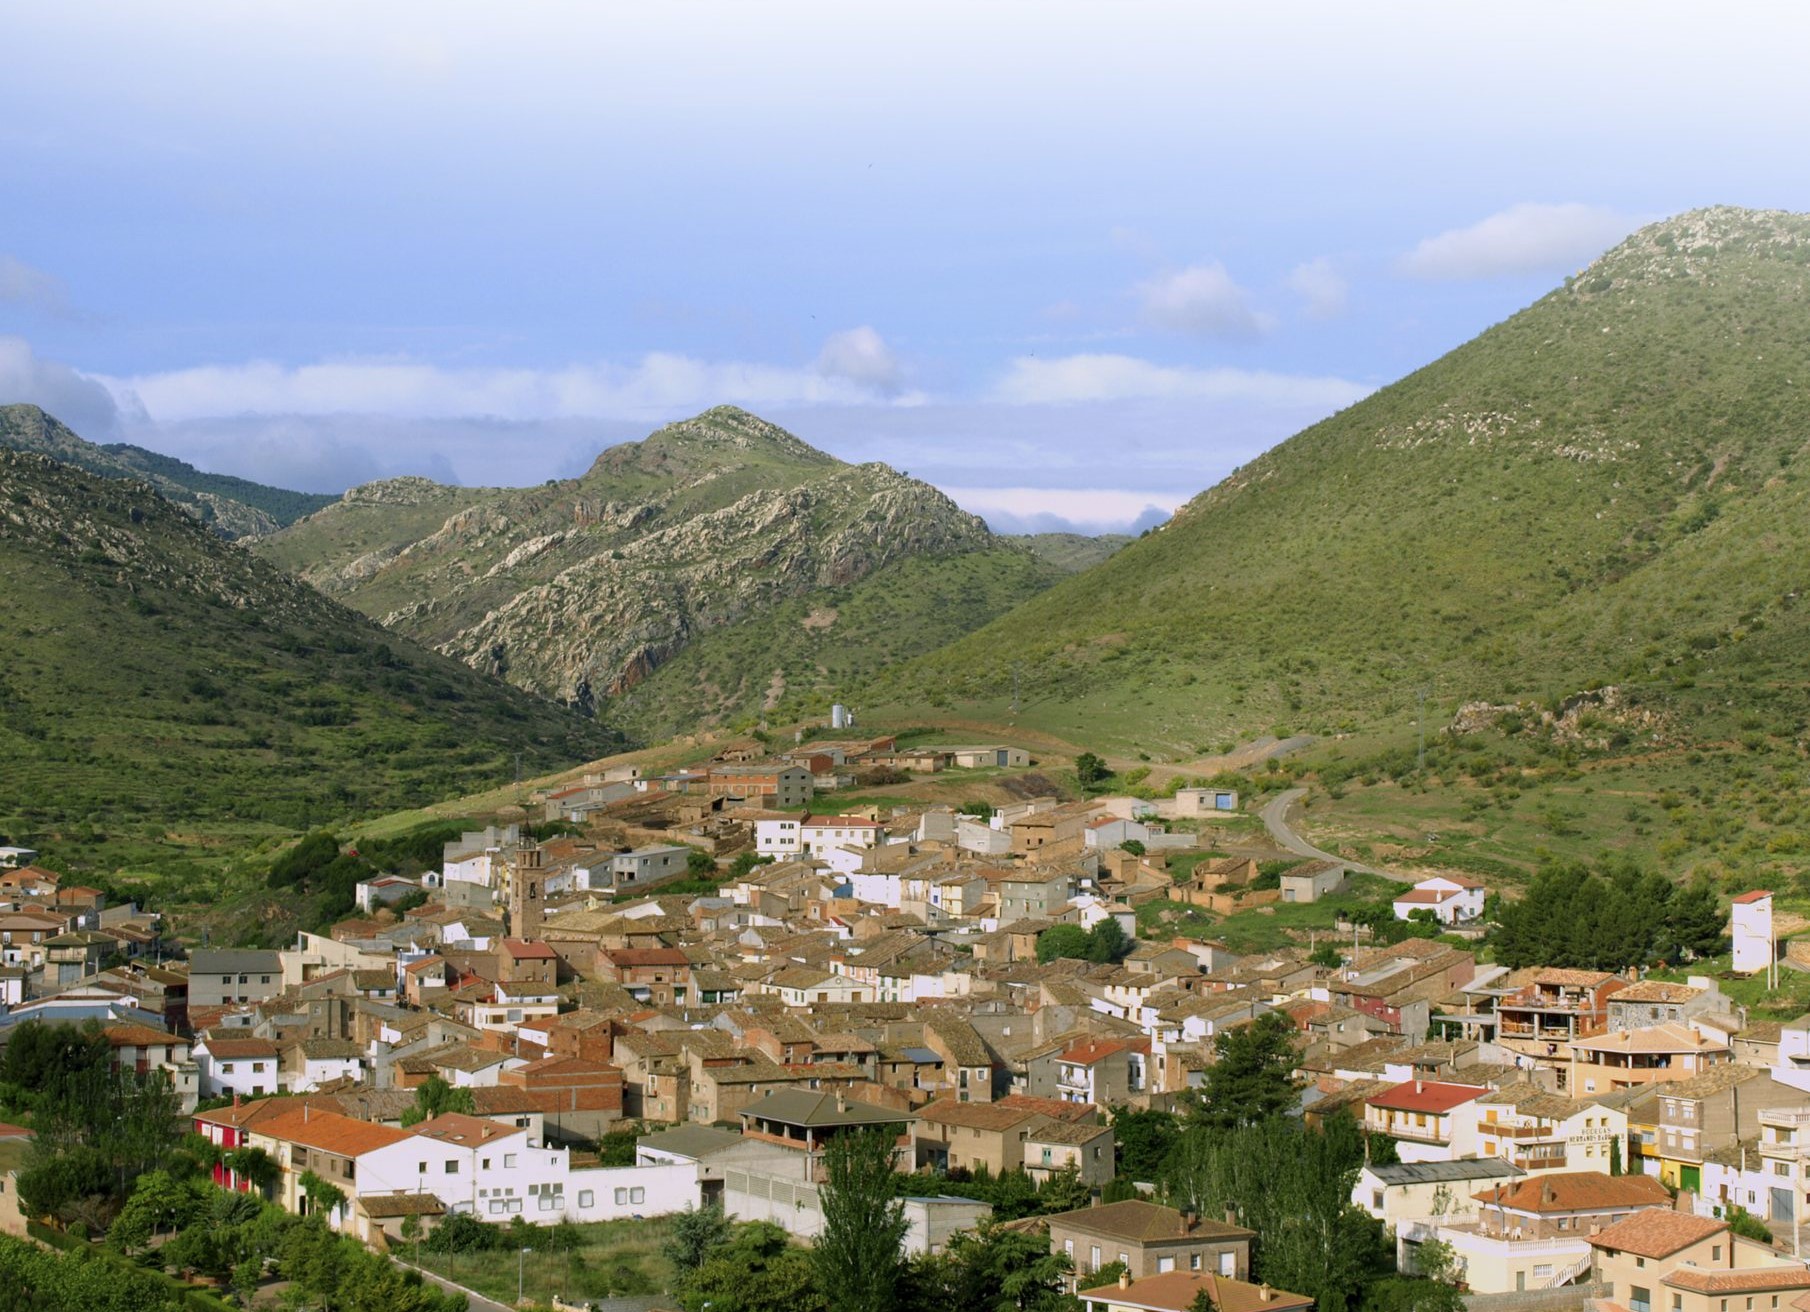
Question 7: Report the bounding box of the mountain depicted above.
[0,448,616,866]
[1013,532,1136,573]
[872,207,1810,756]
[0,404,335,537]
[259,406,1067,737]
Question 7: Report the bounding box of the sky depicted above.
[4,3,1810,533]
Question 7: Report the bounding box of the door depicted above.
[1774,1186,1793,1220]
[1680,1165,1701,1193]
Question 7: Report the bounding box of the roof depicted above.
[410,1112,521,1148]
[1612,979,1705,1004]
[1664,1267,1810,1294]
[1590,1208,1728,1258]
[635,1125,746,1160]
[1733,890,1774,905]
[1059,1037,1147,1066]
[1570,1022,1726,1055]
[202,1037,280,1059]
[1045,1199,1253,1244]
[737,1089,915,1129]
[915,1098,1044,1132]
[103,1023,180,1047]
[603,948,691,967]
[1365,1159,1524,1186]
[1026,1119,1112,1146]
[1473,1171,1670,1213]
[359,1194,446,1218]
[1529,968,1621,987]
[190,949,281,972]
[253,1107,412,1157]
[502,939,558,959]
[1076,1272,1311,1312]
[1366,1080,1487,1114]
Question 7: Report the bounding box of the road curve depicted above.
[1260,787,1383,876]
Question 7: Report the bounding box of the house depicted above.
[1045,1199,1254,1287]
[354,876,421,913]
[497,938,559,986]
[948,746,1030,769]
[1494,969,1628,1088]
[709,764,814,810]
[1731,890,1775,975]
[1279,860,1347,904]
[913,1098,1052,1175]
[596,948,692,1007]
[188,949,283,1007]
[1647,1067,1795,1193]
[1391,874,1485,924]
[609,845,694,889]
[1567,1022,1730,1096]
[1606,978,1727,1032]
[195,1036,282,1099]
[736,1090,915,1180]
[1590,1210,1810,1312]
[1473,1084,1629,1175]
[1024,1119,1115,1187]
[1055,1037,1149,1107]
[248,1106,414,1229]
[1170,789,1240,818]
[1401,1172,1670,1294]
[1352,1158,1524,1229]
[1362,1080,1488,1163]
[1077,1271,1311,1312]
[993,869,1075,922]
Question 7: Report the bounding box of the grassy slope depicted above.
[0,404,332,536]
[873,208,1810,759]
[1011,532,1135,573]
[608,544,1066,740]
[0,451,616,877]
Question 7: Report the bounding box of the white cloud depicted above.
[1137,263,1267,338]
[98,350,918,425]
[814,326,903,392]
[943,484,1182,536]
[0,336,122,434]
[992,353,1370,408]
[0,256,70,316]
[1286,257,1348,320]
[1397,203,1641,280]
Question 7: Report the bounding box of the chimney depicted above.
[1414,1079,1423,1094]
[1182,1210,1197,1233]
[232,1093,241,1109]
[835,1092,847,1113]
[1260,1283,1274,1303]
[1091,1194,1102,1208]
[1225,1206,1238,1227]
[1118,1271,1130,1290]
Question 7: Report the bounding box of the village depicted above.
[1,734,1807,1312]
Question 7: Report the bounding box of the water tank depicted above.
[831,703,849,729]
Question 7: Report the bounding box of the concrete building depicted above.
[188,949,283,1008]
[1046,1200,1254,1288]
[1731,889,1776,975]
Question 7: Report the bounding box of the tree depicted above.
[1086,918,1130,964]
[399,1074,476,1127]
[1667,874,1726,960]
[680,1222,825,1312]
[1074,753,1109,788]
[686,847,718,877]
[664,1203,733,1273]
[1035,924,1092,963]
[1109,1107,1177,1182]
[1189,1290,1221,1312]
[1119,840,1146,857]
[815,1130,909,1312]
[1727,1205,1772,1245]
[1187,1012,1302,1130]
[922,1223,1076,1312]
[1310,942,1342,968]
[1608,1137,1623,1176]
[226,1145,280,1196]
[296,1169,346,1221]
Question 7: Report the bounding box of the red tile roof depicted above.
[502,939,558,959]
[1472,1171,1670,1213]
[1590,1208,1727,1259]
[254,1107,412,1157]
[1058,1037,1149,1066]
[1366,1080,1488,1114]
[1077,1271,1309,1312]
[1733,889,1774,904]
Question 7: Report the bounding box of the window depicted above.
[504,1154,517,1168]
[221,1062,235,1074]
[253,1062,265,1072]
[445,1160,460,1174]
[1630,1287,1651,1312]
[578,1190,594,1208]
[1157,1258,1175,1273]
[418,1162,427,1174]
[1712,1246,1722,1261]
[1189,1254,1201,1271]
[238,974,248,984]
[1220,1253,1235,1277]
[482,1158,491,1170]
[1090,1245,1101,1272]
[615,1188,629,1205]
[1373,1191,1385,1209]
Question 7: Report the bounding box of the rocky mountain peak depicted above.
[1574,205,1810,294]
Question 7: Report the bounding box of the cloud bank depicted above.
[1397,203,1641,280]
[992,354,1370,408]
[1137,263,1267,338]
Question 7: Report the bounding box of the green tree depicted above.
[1310,942,1342,968]
[1109,1107,1177,1182]
[296,1169,346,1221]
[1187,1012,1302,1130]
[1119,840,1146,856]
[1667,874,1726,960]
[680,1222,825,1312]
[663,1202,733,1273]
[1726,1204,1772,1245]
[1035,924,1092,963]
[686,847,718,877]
[226,1145,280,1196]
[1608,1137,1623,1176]
[923,1222,1077,1312]
[1074,753,1109,788]
[815,1130,909,1312]
[1189,1290,1221,1312]
[1086,918,1130,964]
[399,1074,476,1127]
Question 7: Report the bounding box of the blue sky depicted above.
[4,2,1810,532]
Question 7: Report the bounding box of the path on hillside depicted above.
[1261,787,1386,877]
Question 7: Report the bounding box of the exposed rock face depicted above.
[263,406,998,711]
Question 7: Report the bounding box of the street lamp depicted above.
[519,1245,532,1305]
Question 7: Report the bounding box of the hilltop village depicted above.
[2,736,1808,1312]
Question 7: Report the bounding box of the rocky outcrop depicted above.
[262,407,1002,713]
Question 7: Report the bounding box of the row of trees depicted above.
[1035,918,1130,964]
[1491,858,1724,969]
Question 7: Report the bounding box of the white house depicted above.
[355,1112,698,1223]
[355,875,421,913]
[756,814,885,861]
[1732,889,1775,975]
[1084,817,1152,850]
[467,981,561,1033]
[1392,875,1486,924]
[291,1038,365,1092]
[194,1035,282,1099]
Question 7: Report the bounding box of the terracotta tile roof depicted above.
[201,1037,280,1059]
[254,1107,412,1157]
[1395,888,1457,904]
[1058,1036,1149,1066]
[1076,1272,1309,1312]
[359,1193,446,1218]
[996,1094,1098,1123]
[1472,1171,1670,1213]
[1366,1080,1488,1114]
[602,948,691,967]
[502,939,558,959]
[1571,1022,1726,1055]
[915,1098,1044,1132]
[1046,1199,1253,1244]
[410,1112,521,1147]
[1665,1267,1810,1294]
[1733,890,1774,905]
[103,1024,181,1047]
[1530,968,1621,987]
[1612,980,1704,1004]
[1589,1208,1728,1258]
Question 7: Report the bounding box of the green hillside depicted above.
[1012,532,1135,573]
[260,407,1064,729]
[0,449,616,874]
[98,442,337,526]
[874,207,1810,765]
[0,404,332,538]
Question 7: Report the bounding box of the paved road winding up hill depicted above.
[1261,787,1386,877]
